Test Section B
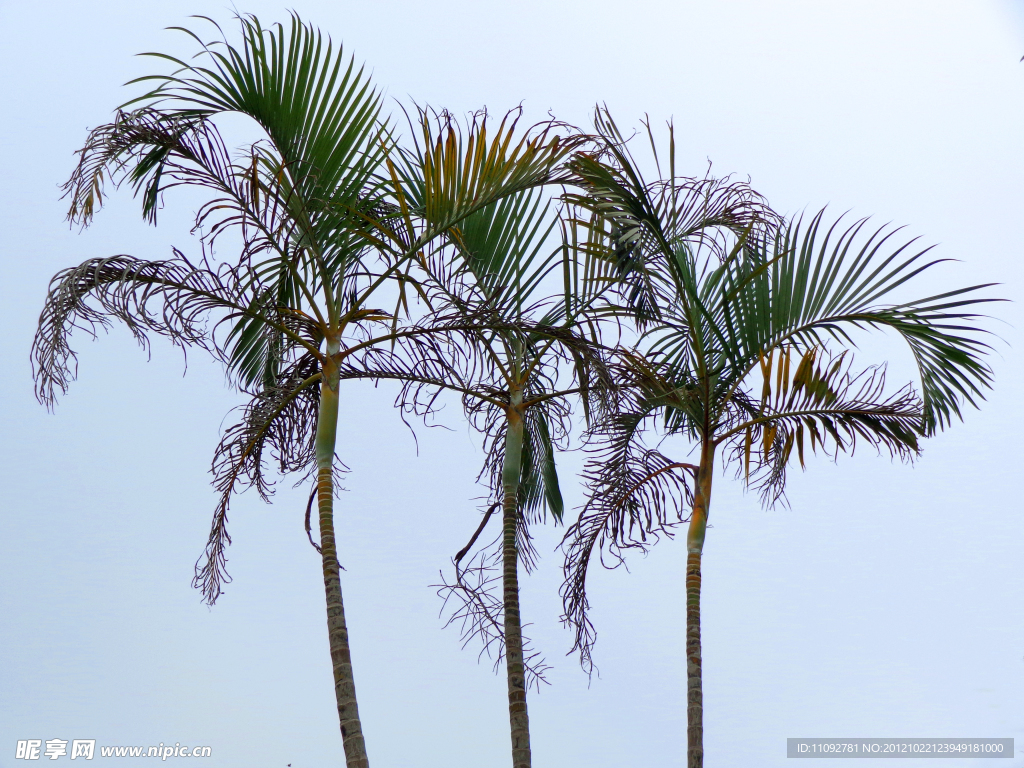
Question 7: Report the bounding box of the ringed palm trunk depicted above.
[315,339,370,768]
[501,389,532,768]
[685,441,714,768]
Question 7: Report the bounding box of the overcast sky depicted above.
[1,2,1022,767]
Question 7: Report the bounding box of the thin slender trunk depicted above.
[315,344,369,768]
[686,442,714,768]
[501,391,531,768]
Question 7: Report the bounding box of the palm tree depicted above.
[338,119,619,766]
[559,112,997,768]
[32,15,576,767]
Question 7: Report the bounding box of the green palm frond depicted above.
[128,13,387,218]
[713,211,998,433]
[564,108,780,328]
[518,405,565,523]
[445,189,560,314]
[223,289,325,389]
[557,201,633,329]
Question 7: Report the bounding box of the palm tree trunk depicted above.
[315,346,370,768]
[501,392,531,768]
[685,443,714,768]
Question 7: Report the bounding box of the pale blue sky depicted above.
[1,2,1022,767]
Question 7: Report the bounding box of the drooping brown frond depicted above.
[63,108,215,226]
[32,252,248,408]
[194,355,327,604]
[336,300,615,527]
[339,310,498,419]
[63,108,334,265]
[560,402,695,673]
[434,529,551,691]
[65,108,254,231]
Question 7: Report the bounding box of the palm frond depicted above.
[445,189,561,314]
[434,530,551,691]
[195,355,323,604]
[386,106,584,250]
[94,12,401,359]
[62,107,339,344]
[32,253,250,407]
[222,292,325,390]
[714,211,998,433]
[560,401,694,674]
[128,13,388,221]
[563,107,781,325]
[719,346,922,505]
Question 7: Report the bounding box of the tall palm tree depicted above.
[338,119,617,765]
[560,111,997,768]
[32,15,576,767]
